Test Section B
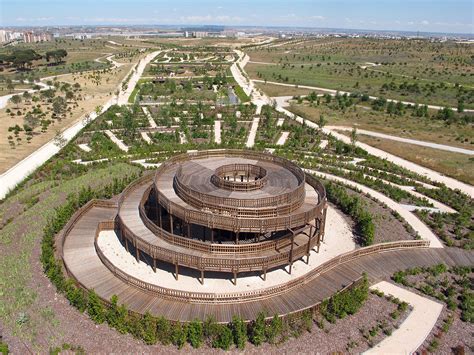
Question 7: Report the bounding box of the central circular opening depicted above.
[211,164,267,191]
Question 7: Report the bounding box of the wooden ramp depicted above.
[62,204,474,323]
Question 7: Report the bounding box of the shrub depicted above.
[87,289,105,324]
[460,290,473,323]
[187,320,203,348]
[320,274,369,324]
[231,316,247,349]
[141,312,157,345]
[106,295,128,334]
[249,312,266,346]
[171,322,187,349]
[65,279,87,312]
[265,315,283,344]
[212,324,233,350]
[156,316,172,345]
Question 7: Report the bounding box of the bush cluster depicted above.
[325,182,375,246]
[320,274,369,322]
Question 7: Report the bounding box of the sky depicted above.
[1,0,473,34]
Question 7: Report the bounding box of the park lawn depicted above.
[288,103,474,149]
[0,62,134,173]
[246,62,471,109]
[355,135,474,185]
[255,82,315,97]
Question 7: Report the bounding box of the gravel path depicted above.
[245,117,260,148]
[328,126,474,155]
[214,120,221,144]
[366,281,443,354]
[305,169,444,248]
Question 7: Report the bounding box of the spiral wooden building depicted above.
[119,149,328,284]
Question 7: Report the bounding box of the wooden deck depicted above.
[62,203,474,323]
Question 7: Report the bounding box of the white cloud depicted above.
[16,16,54,22]
[421,20,429,25]
[178,15,242,23]
[311,15,326,21]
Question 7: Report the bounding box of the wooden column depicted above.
[170,214,174,234]
[135,247,140,263]
[175,262,179,280]
[203,225,206,242]
[125,237,129,252]
[289,230,295,274]
[262,267,267,281]
[235,231,239,245]
[158,204,163,229]
[306,224,314,264]
[152,258,157,272]
[211,228,214,243]
[187,223,191,239]
[200,269,205,285]
[233,270,238,285]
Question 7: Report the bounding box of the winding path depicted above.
[327,126,474,156]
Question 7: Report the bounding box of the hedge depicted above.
[325,181,375,246]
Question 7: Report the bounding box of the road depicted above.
[0,50,161,199]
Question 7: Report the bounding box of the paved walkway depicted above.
[328,126,474,156]
[140,131,152,144]
[214,120,221,144]
[276,131,289,146]
[142,106,157,128]
[365,281,443,355]
[246,117,260,148]
[104,130,129,152]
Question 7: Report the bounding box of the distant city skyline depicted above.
[1,0,473,34]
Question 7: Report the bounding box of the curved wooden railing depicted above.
[211,164,268,191]
[94,221,430,304]
[138,185,309,255]
[118,211,320,273]
[158,149,308,210]
[156,182,323,233]
[173,172,306,218]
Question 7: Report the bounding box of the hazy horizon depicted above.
[1,0,473,35]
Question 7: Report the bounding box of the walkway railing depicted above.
[94,221,430,304]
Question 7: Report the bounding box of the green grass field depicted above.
[247,38,474,108]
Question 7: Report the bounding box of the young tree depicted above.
[318,114,327,129]
[22,91,32,104]
[350,127,358,146]
[53,129,67,148]
[9,95,21,109]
